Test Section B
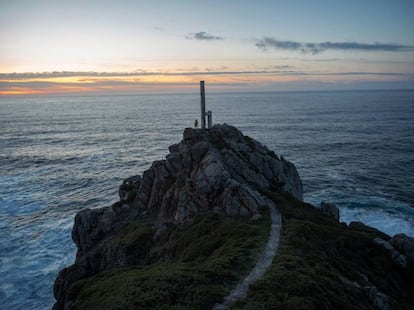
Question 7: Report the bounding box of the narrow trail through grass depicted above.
[213,197,281,309]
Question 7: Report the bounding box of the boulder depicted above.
[390,233,414,264]
[374,238,407,268]
[349,221,368,229]
[118,175,141,201]
[320,201,340,222]
[367,286,390,310]
[249,213,263,223]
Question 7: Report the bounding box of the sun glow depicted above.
[0,71,294,95]
[1,68,412,96]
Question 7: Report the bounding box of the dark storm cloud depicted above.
[255,37,414,54]
[186,32,223,40]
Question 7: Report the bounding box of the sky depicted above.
[1,0,413,95]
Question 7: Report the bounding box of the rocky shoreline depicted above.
[53,124,414,310]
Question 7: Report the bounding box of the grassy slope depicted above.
[235,192,414,309]
[65,192,414,310]
[67,212,271,309]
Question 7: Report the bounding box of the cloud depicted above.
[186,31,223,41]
[0,79,248,96]
[1,70,413,95]
[303,58,341,62]
[0,81,57,89]
[0,70,411,85]
[153,26,165,32]
[255,37,414,54]
[0,71,156,79]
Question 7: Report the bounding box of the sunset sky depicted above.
[1,0,413,95]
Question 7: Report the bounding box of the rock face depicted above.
[128,124,302,224]
[116,124,302,226]
[53,124,303,309]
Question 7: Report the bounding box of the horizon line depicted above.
[1,87,413,99]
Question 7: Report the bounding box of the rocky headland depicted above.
[54,124,414,310]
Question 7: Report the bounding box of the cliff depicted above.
[54,124,414,310]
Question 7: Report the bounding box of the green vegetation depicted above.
[68,212,270,309]
[66,192,414,309]
[235,192,414,309]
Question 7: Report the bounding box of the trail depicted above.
[212,197,281,309]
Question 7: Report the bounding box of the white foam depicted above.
[340,207,414,237]
[306,192,414,237]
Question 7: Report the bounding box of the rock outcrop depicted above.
[390,234,414,264]
[374,237,408,268]
[53,124,303,309]
[373,233,414,269]
[320,201,340,221]
[126,124,302,224]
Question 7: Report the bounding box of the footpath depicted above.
[212,197,282,309]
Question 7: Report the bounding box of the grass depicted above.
[234,192,414,309]
[67,212,271,309]
[65,190,414,309]
[71,264,227,310]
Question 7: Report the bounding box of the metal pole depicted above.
[207,111,212,128]
[200,81,206,129]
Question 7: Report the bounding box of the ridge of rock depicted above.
[53,124,303,309]
[132,124,302,223]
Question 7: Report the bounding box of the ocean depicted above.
[1,90,413,309]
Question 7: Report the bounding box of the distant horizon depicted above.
[1,85,413,100]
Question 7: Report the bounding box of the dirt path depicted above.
[212,198,281,309]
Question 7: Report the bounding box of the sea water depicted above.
[0,90,413,309]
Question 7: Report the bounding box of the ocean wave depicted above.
[306,190,414,237]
